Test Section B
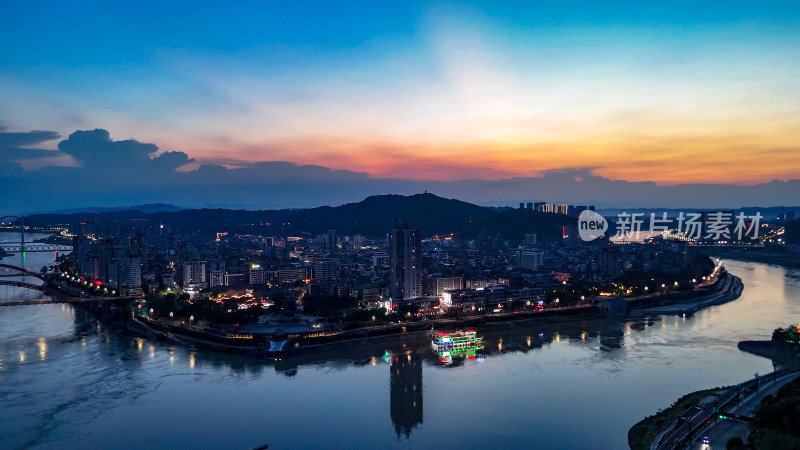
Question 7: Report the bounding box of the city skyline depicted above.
[1,1,799,205]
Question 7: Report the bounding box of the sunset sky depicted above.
[2,1,799,186]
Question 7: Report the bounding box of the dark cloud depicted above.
[0,129,60,149]
[0,128,64,175]
[0,147,61,161]
[0,128,799,213]
[58,129,157,167]
[151,151,194,171]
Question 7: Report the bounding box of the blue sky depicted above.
[1,1,799,210]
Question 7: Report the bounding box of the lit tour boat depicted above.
[432,330,483,350]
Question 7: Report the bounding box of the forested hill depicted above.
[24,193,574,241]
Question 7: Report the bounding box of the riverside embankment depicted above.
[129,270,741,357]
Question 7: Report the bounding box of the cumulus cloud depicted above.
[55,129,192,172]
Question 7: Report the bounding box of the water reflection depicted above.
[436,345,483,365]
[0,259,797,449]
[37,337,46,360]
[390,351,423,438]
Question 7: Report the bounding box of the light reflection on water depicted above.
[0,258,797,449]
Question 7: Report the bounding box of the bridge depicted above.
[0,279,73,303]
[0,263,118,306]
[0,263,51,281]
[0,278,124,306]
[0,243,72,252]
[1,214,71,253]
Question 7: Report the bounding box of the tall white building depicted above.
[183,260,207,287]
[517,247,544,270]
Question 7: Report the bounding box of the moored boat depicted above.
[432,330,483,349]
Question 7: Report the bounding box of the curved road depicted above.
[689,372,800,450]
[656,364,800,449]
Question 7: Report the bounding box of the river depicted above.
[1,236,799,449]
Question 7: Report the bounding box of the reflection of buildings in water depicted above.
[598,321,626,350]
[390,351,423,438]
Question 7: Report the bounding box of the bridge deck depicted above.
[0,300,55,306]
[0,244,72,252]
[0,297,128,307]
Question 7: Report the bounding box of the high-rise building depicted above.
[326,230,338,254]
[123,254,142,296]
[249,264,265,285]
[353,234,366,251]
[389,219,422,300]
[314,259,337,282]
[517,246,544,270]
[107,253,141,296]
[209,269,224,288]
[183,261,207,287]
[599,246,623,279]
[98,238,127,283]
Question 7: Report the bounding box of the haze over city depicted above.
[2,1,799,211]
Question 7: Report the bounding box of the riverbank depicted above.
[629,272,743,316]
[628,257,798,450]
[701,247,800,269]
[738,340,799,368]
[32,234,71,246]
[628,386,727,450]
[125,268,742,359]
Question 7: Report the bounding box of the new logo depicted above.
[578,210,607,241]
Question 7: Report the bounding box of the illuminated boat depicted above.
[437,345,484,363]
[432,330,483,350]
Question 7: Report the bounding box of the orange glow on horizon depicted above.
[157,129,800,185]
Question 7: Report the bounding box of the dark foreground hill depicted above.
[24,193,574,241]
[285,193,496,236]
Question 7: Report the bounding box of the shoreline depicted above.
[629,256,797,450]
[702,248,800,269]
[128,271,742,360]
[738,340,800,368]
